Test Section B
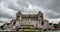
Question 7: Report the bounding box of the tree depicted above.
[0,25,4,30]
[53,24,59,28]
[58,22,60,28]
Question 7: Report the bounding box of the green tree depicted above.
[58,22,60,28]
[53,24,59,28]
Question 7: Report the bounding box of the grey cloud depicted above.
[0,10,13,19]
[17,0,44,6]
[0,14,13,19]
[0,20,5,23]
[46,12,60,19]
[40,0,60,19]
[7,0,60,19]
[0,0,60,24]
[0,0,60,19]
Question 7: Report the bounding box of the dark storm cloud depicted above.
[0,0,60,24]
[4,0,60,19]
[0,11,13,19]
[0,0,60,19]
[46,12,60,18]
[41,0,60,18]
[0,13,13,19]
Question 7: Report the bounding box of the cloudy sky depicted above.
[0,0,60,25]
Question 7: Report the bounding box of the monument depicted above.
[12,11,45,29]
[0,11,49,30]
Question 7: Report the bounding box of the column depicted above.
[20,16,22,21]
[38,16,42,28]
